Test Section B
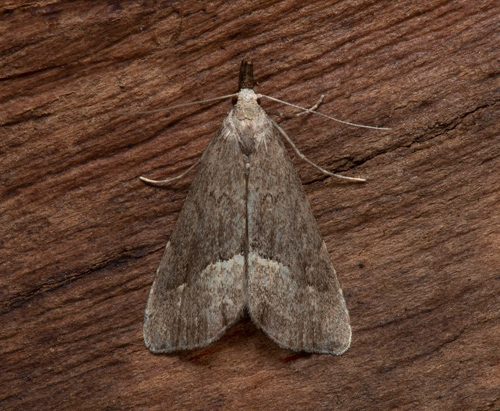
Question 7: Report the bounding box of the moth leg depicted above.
[270,119,366,183]
[140,157,201,186]
[268,95,325,119]
[295,94,324,117]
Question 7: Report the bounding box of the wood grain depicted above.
[1,1,499,410]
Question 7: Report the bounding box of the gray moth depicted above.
[143,60,353,355]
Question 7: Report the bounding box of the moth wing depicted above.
[143,124,247,353]
[247,124,351,354]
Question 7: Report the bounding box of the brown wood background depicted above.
[1,1,499,410]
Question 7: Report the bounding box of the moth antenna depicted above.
[129,94,238,115]
[140,158,202,186]
[296,94,324,117]
[137,94,238,185]
[259,94,390,130]
[270,118,366,182]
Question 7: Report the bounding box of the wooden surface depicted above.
[1,1,499,410]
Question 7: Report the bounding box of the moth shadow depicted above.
[175,312,312,365]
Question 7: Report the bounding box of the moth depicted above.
[142,60,373,355]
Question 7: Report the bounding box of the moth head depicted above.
[235,88,259,106]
